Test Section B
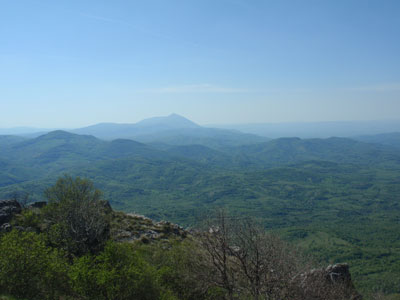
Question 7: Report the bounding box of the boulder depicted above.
[0,223,12,232]
[325,263,353,283]
[298,263,362,300]
[0,199,22,225]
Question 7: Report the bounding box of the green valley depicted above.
[0,122,399,296]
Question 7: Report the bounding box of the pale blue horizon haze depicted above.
[1,0,400,128]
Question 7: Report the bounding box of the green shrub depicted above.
[11,208,42,230]
[43,175,110,257]
[69,241,176,300]
[139,240,222,300]
[0,230,69,300]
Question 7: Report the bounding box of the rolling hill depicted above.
[0,135,26,146]
[229,137,400,167]
[0,127,400,294]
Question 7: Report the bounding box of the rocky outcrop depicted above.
[0,199,21,225]
[0,222,12,232]
[111,212,188,243]
[325,263,355,284]
[298,263,362,300]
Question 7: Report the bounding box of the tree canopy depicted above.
[43,175,110,256]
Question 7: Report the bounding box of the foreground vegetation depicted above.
[1,176,369,300]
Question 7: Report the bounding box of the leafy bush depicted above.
[43,175,110,256]
[69,241,176,300]
[138,240,219,300]
[11,208,42,230]
[0,230,69,300]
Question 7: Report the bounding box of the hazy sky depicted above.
[1,0,400,128]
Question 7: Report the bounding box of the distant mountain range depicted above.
[0,127,399,197]
[72,113,201,138]
[209,120,400,138]
[72,114,269,149]
[353,132,400,148]
[3,115,400,141]
[0,114,269,149]
[0,127,55,136]
[1,118,400,292]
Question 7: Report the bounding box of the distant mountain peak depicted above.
[71,114,201,140]
[136,114,200,129]
[167,113,190,119]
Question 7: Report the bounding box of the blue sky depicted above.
[1,0,400,127]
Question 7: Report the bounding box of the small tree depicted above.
[198,210,238,300]
[229,218,306,299]
[198,210,352,300]
[43,175,110,257]
[198,211,303,299]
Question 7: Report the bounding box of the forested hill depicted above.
[0,129,400,295]
[226,136,400,167]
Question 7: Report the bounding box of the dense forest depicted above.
[1,116,400,298]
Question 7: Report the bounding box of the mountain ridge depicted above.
[71,113,200,139]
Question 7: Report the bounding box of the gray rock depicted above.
[0,223,12,232]
[325,263,352,283]
[298,263,362,300]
